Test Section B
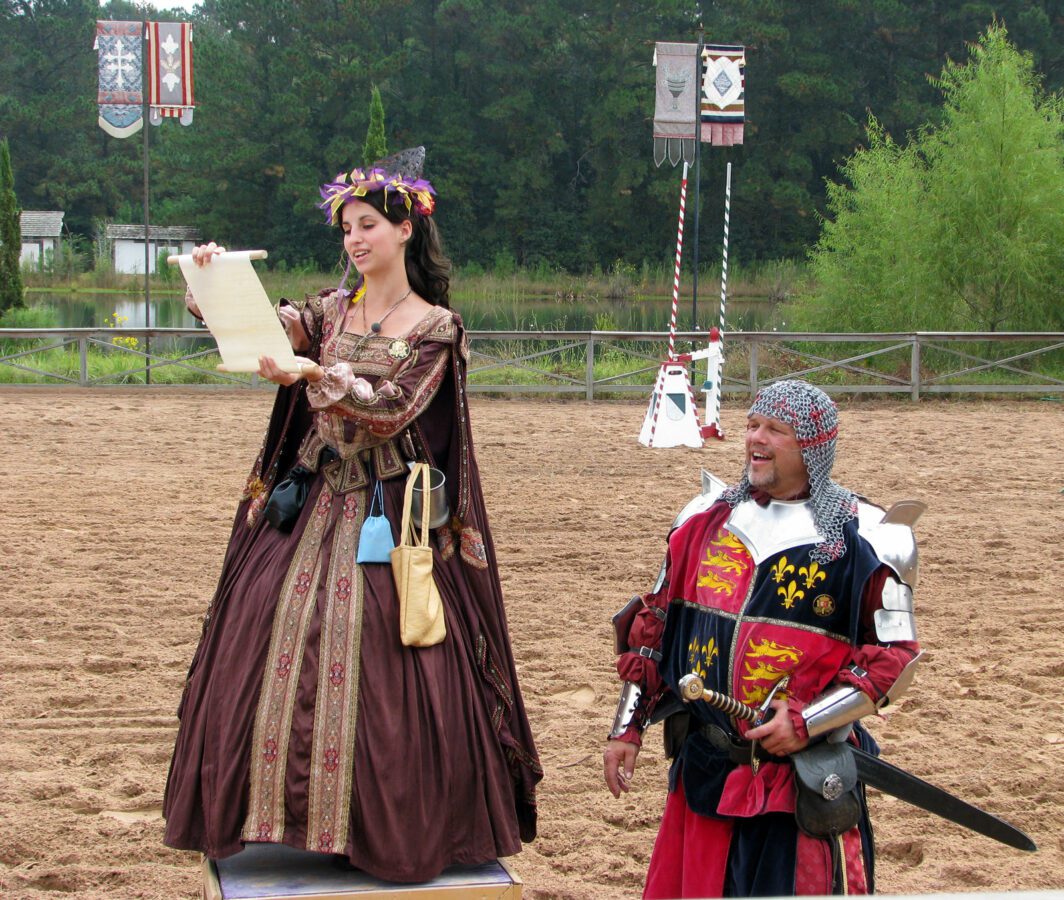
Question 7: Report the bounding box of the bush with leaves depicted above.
[799,24,1064,333]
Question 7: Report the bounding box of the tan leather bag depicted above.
[390,463,446,647]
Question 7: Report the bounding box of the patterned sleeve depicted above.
[305,308,456,439]
[282,290,330,350]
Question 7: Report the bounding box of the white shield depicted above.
[702,56,743,110]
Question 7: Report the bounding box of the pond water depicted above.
[25,290,784,333]
[26,291,198,329]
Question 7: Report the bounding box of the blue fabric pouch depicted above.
[357,481,395,564]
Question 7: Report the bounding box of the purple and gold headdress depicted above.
[318,145,436,224]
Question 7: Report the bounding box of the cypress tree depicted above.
[0,138,24,312]
[362,86,388,168]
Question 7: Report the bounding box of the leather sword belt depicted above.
[699,722,784,766]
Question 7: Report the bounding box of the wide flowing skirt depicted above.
[163,470,521,882]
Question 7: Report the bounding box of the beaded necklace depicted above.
[342,287,412,360]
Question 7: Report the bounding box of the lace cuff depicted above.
[305,363,358,409]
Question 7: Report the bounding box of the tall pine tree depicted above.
[363,86,388,167]
[0,138,24,312]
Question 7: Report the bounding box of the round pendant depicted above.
[388,339,412,360]
[812,594,836,617]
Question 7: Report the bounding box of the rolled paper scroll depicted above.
[171,249,301,373]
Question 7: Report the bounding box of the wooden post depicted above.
[585,335,595,401]
[911,334,921,401]
[748,338,758,395]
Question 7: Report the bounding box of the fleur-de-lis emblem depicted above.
[687,636,719,677]
[799,562,827,590]
[778,580,805,609]
[771,555,795,584]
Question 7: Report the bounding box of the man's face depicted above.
[744,412,810,499]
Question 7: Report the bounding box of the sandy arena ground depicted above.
[1,389,1062,898]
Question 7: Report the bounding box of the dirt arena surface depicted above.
[1,388,1062,899]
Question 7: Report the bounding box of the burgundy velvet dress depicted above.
[163,296,541,882]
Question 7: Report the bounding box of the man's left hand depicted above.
[744,698,808,757]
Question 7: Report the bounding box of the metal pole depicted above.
[142,20,152,384]
[691,27,704,339]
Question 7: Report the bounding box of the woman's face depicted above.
[341,198,411,278]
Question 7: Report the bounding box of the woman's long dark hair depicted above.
[338,190,451,309]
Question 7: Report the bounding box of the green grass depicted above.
[0,340,253,386]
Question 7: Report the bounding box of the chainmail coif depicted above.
[720,379,859,563]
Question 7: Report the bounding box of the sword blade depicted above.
[850,745,1036,852]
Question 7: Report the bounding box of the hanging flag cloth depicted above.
[653,42,700,167]
[148,22,195,126]
[701,44,745,146]
[95,21,144,139]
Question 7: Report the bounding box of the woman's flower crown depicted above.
[318,167,436,224]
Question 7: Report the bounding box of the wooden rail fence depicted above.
[1,328,1062,400]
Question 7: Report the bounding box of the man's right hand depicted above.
[603,739,639,798]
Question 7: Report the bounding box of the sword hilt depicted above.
[677,672,790,724]
[678,674,757,721]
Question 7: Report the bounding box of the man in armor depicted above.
[604,379,921,897]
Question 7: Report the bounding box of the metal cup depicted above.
[410,466,449,529]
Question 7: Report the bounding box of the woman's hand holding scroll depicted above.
[258,355,324,386]
[183,242,227,318]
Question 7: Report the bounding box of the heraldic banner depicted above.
[701,44,745,146]
[148,22,195,126]
[95,21,144,139]
[653,42,700,167]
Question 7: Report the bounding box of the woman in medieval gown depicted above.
[162,148,541,883]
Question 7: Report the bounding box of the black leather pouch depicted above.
[792,740,861,837]
[263,465,315,532]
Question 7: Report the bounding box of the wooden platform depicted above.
[202,844,522,900]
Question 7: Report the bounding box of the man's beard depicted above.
[746,459,777,489]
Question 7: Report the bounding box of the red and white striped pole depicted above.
[707,162,732,439]
[667,161,689,361]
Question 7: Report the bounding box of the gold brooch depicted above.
[388,339,412,360]
[812,594,836,617]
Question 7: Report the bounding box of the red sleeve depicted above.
[836,565,921,703]
[610,504,734,746]
[784,567,919,742]
[611,578,670,747]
